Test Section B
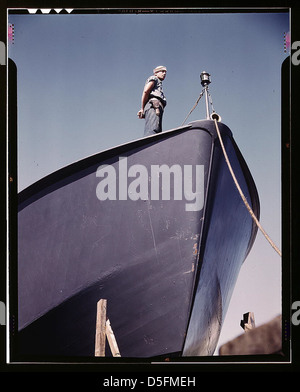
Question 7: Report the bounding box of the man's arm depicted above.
[137,80,155,118]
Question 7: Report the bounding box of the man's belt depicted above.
[149,96,166,108]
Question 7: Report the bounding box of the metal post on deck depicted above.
[200,71,211,120]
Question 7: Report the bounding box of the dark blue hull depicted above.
[15,120,259,360]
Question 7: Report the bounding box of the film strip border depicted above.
[27,9,74,14]
[284,31,290,53]
[9,9,74,14]
[7,9,216,15]
[8,23,14,44]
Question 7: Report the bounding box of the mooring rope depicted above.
[181,86,281,257]
[213,117,282,257]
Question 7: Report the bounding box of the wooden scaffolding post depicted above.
[95,299,107,356]
[106,319,121,357]
[240,312,255,332]
[95,299,121,357]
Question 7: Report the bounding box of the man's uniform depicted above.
[143,70,167,136]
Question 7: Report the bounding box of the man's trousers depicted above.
[143,100,164,136]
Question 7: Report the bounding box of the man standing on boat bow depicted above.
[137,65,167,136]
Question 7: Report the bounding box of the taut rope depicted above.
[213,116,282,257]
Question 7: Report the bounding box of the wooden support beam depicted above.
[95,299,121,357]
[106,319,121,357]
[240,312,255,332]
[95,299,107,356]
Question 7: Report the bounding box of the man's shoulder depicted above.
[146,75,159,84]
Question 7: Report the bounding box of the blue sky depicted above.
[8,10,289,355]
